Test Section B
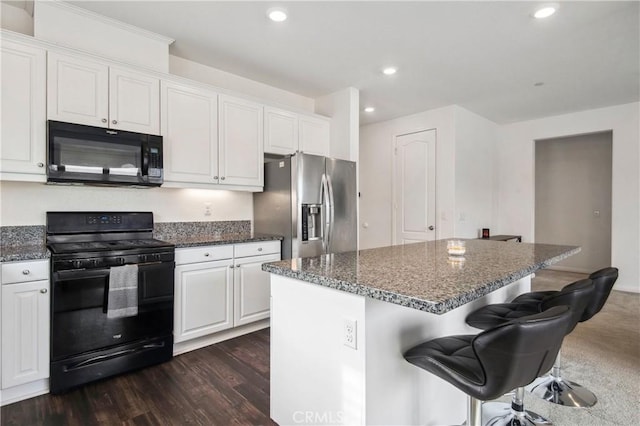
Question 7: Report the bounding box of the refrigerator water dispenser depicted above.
[302,204,322,241]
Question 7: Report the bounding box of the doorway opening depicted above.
[535,131,612,273]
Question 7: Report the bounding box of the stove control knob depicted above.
[117,257,125,265]
[91,259,100,267]
[139,254,148,263]
[154,254,162,261]
[72,260,82,269]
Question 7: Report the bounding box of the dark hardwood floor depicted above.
[1,328,275,426]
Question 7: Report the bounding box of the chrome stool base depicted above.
[527,375,597,407]
[483,402,552,426]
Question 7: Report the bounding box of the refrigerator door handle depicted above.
[320,173,329,252]
[326,174,335,252]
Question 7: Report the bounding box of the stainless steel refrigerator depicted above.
[254,153,357,259]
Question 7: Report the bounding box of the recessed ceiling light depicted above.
[364,107,375,113]
[382,67,397,76]
[534,82,545,87]
[267,8,287,22]
[533,5,557,19]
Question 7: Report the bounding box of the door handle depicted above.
[428,225,435,231]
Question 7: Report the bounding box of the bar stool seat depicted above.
[404,306,572,426]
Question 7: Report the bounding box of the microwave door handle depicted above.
[142,142,149,176]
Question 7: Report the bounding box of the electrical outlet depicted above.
[343,318,357,350]
[204,202,212,216]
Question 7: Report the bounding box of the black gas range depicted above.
[46,212,175,394]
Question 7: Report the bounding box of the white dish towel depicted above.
[107,264,139,318]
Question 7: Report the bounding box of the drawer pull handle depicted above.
[40,288,48,294]
[22,270,31,275]
[204,253,210,257]
[257,247,263,252]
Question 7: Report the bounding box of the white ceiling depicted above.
[49,1,640,125]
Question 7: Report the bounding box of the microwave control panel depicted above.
[148,147,162,177]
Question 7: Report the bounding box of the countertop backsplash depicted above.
[153,220,251,241]
[1,225,46,247]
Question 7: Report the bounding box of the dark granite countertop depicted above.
[262,239,579,314]
[0,244,50,263]
[166,233,282,249]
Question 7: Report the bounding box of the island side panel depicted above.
[364,275,531,426]
[270,275,367,425]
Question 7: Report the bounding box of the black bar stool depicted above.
[466,278,595,425]
[518,267,619,407]
[404,306,572,426]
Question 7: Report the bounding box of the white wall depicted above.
[0,3,33,35]
[169,55,314,112]
[0,181,252,226]
[359,106,457,249]
[315,87,360,162]
[358,105,498,249]
[453,107,498,238]
[497,102,640,293]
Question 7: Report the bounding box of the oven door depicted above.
[51,261,174,361]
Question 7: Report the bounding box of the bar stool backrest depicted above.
[540,278,594,334]
[582,267,619,321]
[472,305,571,400]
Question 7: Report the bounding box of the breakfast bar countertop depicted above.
[263,239,579,314]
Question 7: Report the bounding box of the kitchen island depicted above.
[263,239,579,426]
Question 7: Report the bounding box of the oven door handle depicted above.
[63,342,166,372]
[54,268,111,280]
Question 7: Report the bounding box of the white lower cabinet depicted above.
[1,260,50,405]
[173,241,280,351]
[233,253,280,327]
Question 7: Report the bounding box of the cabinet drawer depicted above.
[175,245,234,265]
[1,260,49,284]
[234,241,281,258]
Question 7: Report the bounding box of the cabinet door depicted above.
[218,95,264,187]
[264,107,298,155]
[233,254,280,326]
[161,81,219,184]
[299,115,330,157]
[174,260,233,343]
[0,40,47,178]
[47,52,109,127]
[110,67,160,135]
[1,280,50,389]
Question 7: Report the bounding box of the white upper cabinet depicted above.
[47,52,160,134]
[161,80,218,184]
[0,40,47,180]
[218,95,264,187]
[299,114,330,157]
[109,67,160,134]
[264,106,298,155]
[264,108,331,157]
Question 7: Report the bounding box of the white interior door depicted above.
[394,130,436,244]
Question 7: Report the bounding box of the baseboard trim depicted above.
[173,319,270,356]
[0,379,49,406]
[547,265,591,274]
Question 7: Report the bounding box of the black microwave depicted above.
[47,120,163,187]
